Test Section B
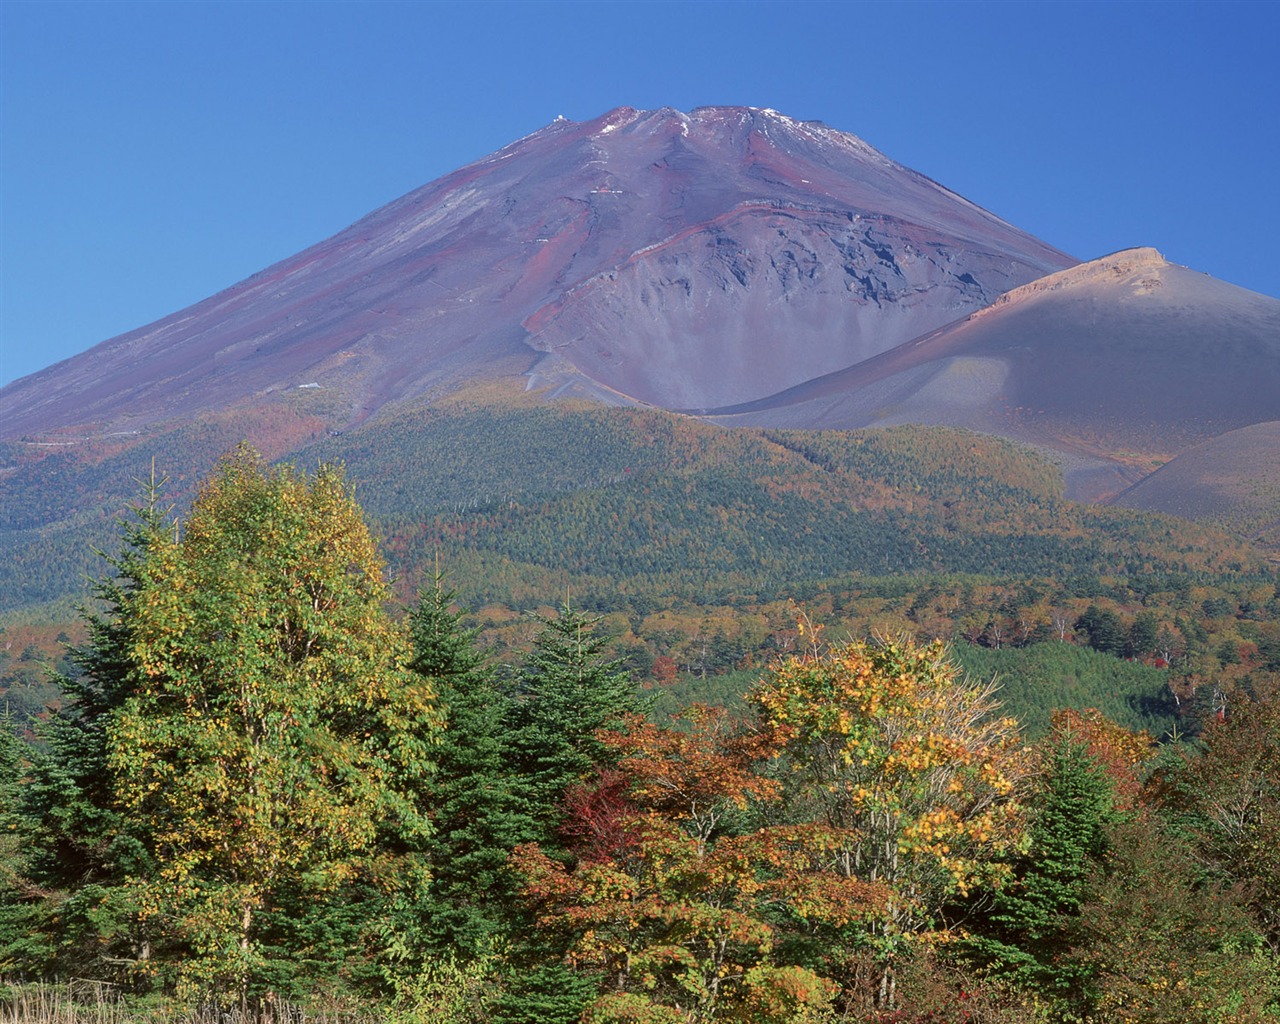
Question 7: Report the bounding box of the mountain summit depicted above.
[1,106,1074,439]
[6,106,1276,530]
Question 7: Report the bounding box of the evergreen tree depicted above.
[497,603,647,1024]
[406,568,532,960]
[963,733,1118,1016]
[507,602,646,843]
[16,475,171,981]
[1126,611,1160,659]
[490,962,599,1024]
[1076,605,1125,656]
[0,710,48,972]
[0,711,23,817]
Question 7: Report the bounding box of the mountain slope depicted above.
[3,107,1276,556]
[1112,420,1280,545]
[703,248,1280,500]
[0,106,1073,441]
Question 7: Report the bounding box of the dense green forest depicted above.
[2,446,1278,1023]
[0,398,1266,614]
[6,398,1277,747]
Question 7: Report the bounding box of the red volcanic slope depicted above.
[0,107,1073,440]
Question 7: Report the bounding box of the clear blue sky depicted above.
[2,0,1277,386]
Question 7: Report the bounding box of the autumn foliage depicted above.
[511,639,1032,1019]
[512,703,882,1021]
[3,442,1278,1023]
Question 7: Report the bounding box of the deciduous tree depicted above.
[1174,674,1280,946]
[108,447,441,1000]
[749,635,1029,1008]
[513,705,878,1022]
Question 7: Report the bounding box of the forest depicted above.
[2,445,1279,1023]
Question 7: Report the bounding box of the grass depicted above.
[0,983,377,1024]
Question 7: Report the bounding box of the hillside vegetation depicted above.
[2,446,1278,1024]
[315,398,1261,605]
[5,396,1278,749]
[0,395,1264,614]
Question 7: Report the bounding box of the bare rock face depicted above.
[0,106,1073,440]
[517,108,1074,409]
[523,206,1035,410]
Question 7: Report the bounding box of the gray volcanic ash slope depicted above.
[1112,421,1280,545]
[0,106,1073,440]
[706,249,1280,501]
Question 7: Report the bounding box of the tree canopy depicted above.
[1,443,1277,1022]
[15,448,442,1001]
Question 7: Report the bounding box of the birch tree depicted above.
[108,447,440,1001]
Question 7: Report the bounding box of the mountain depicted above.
[2,105,1278,614]
[703,248,1280,501]
[0,106,1073,441]
[1112,420,1280,545]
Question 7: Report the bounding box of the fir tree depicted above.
[964,733,1118,1015]
[16,473,171,981]
[406,568,532,960]
[507,601,646,844]
[0,710,48,973]
[497,603,647,1024]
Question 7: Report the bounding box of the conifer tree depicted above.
[963,734,1118,1014]
[0,710,47,972]
[16,474,171,980]
[406,567,531,960]
[508,602,646,842]
[0,712,24,822]
[496,603,646,1024]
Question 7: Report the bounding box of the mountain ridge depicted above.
[2,105,1276,541]
[0,105,1073,439]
